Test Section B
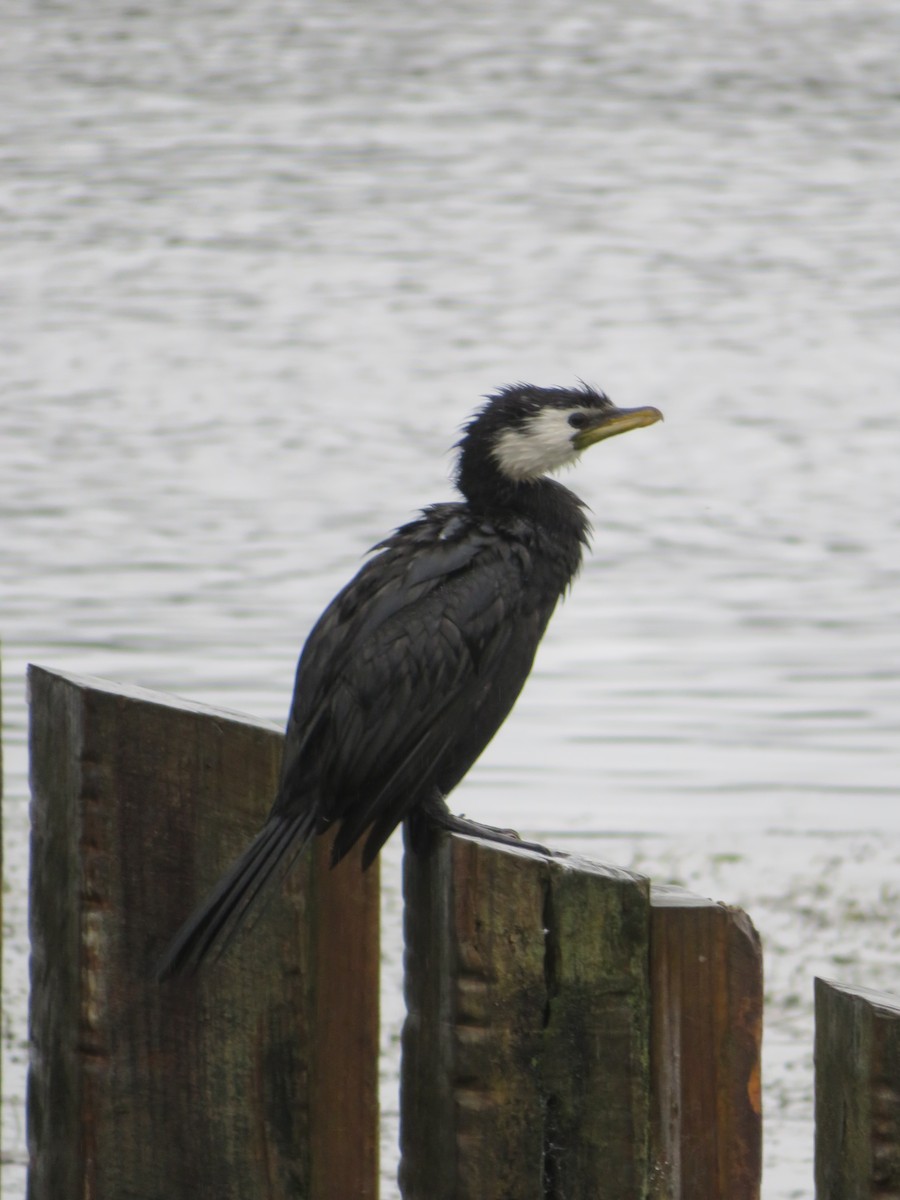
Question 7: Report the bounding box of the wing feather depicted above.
[272,514,549,861]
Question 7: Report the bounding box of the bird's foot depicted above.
[454,816,551,857]
[417,795,550,856]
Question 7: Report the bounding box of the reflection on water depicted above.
[3,0,899,1193]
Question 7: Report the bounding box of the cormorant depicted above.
[157,383,662,979]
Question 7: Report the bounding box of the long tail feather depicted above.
[155,809,316,981]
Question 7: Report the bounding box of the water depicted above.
[3,0,900,1194]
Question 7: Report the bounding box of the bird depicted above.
[156,383,662,979]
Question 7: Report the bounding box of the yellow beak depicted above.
[573,405,664,450]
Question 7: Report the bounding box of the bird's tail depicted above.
[155,808,317,981]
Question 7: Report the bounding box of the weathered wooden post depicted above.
[1,658,4,1109]
[400,832,652,1200]
[27,666,379,1200]
[815,977,900,1198]
[650,885,763,1199]
[27,664,769,1198]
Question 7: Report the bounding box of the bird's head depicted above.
[456,383,663,500]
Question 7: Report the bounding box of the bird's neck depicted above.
[457,451,589,543]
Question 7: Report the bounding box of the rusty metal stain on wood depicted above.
[648,884,763,1200]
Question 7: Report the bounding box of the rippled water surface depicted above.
[3,1,899,1194]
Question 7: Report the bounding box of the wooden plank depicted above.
[649,885,762,1200]
[815,977,900,1199]
[27,665,379,1200]
[400,831,650,1200]
[1,651,3,1112]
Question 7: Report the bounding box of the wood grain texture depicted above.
[1,654,3,1111]
[27,666,379,1200]
[815,977,900,1199]
[649,885,763,1200]
[400,831,651,1200]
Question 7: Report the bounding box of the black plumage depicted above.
[156,383,661,979]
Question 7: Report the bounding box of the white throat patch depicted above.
[492,407,585,482]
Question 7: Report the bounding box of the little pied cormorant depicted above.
[157,383,662,979]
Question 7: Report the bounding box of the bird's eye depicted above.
[568,412,591,430]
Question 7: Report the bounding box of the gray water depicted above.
[3,0,899,1194]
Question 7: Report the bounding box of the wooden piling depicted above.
[815,977,900,1199]
[400,832,651,1200]
[1,655,4,1109]
[27,666,379,1200]
[26,662,775,1197]
[649,885,763,1200]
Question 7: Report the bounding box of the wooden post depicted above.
[27,666,379,1200]
[649,885,763,1199]
[400,832,651,1200]
[1,652,4,1110]
[815,977,900,1199]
